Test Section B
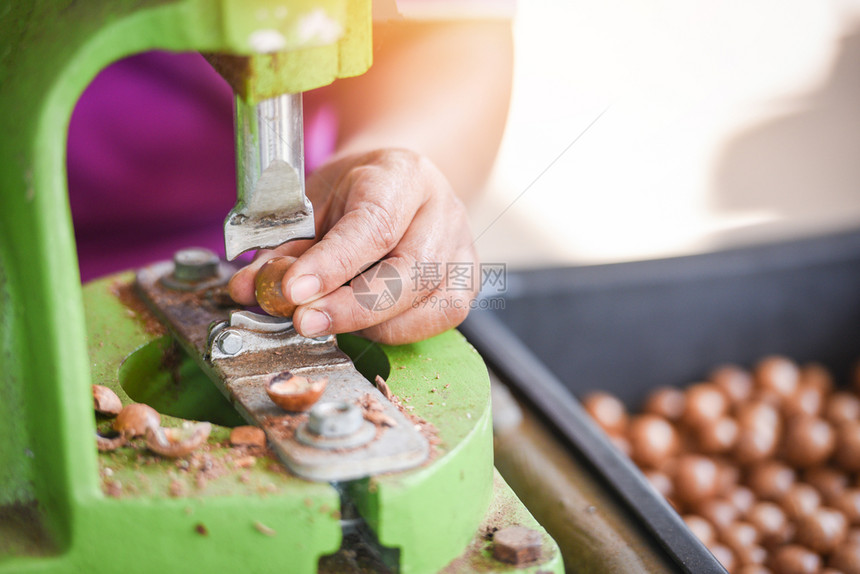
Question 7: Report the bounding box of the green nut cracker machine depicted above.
[0,2,562,572]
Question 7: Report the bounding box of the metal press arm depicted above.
[225,93,315,260]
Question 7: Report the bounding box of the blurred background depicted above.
[471,0,860,268]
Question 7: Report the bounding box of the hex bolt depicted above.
[173,248,219,282]
[308,401,363,438]
[216,330,243,356]
[492,526,542,565]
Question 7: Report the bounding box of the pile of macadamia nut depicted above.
[583,356,860,574]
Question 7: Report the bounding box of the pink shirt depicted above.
[68,51,336,281]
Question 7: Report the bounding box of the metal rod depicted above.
[236,92,305,199]
[225,93,314,260]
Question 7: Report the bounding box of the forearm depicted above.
[318,20,514,203]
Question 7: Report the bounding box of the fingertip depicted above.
[227,267,257,305]
[284,273,322,306]
[294,306,332,338]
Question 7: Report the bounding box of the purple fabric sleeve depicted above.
[68,51,336,281]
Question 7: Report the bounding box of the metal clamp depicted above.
[136,258,429,482]
[207,310,336,360]
[296,401,376,450]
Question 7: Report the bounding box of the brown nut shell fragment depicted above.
[229,426,267,448]
[95,431,127,452]
[93,385,122,416]
[145,422,212,458]
[254,256,298,317]
[266,371,327,412]
[113,403,161,438]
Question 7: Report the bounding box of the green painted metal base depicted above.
[0,272,562,573]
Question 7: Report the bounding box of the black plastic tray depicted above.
[462,229,860,573]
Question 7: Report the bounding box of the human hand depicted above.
[228,149,479,345]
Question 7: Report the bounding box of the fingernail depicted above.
[290,275,321,304]
[300,309,331,337]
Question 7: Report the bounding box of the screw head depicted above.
[216,331,243,356]
[308,401,363,438]
[173,248,219,282]
[492,526,542,565]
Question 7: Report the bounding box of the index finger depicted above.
[281,163,427,306]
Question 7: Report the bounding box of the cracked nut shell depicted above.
[113,403,161,437]
[95,431,127,452]
[93,385,122,416]
[145,422,212,458]
[266,371,327,412]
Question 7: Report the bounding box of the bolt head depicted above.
[492,526,542,565]
[173,248,219,282]
[216,331,243,355]
[308,401,363,438]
